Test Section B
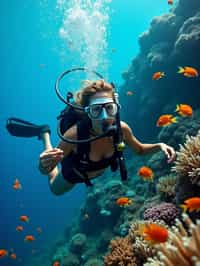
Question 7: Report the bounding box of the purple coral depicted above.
[143,202,178,226]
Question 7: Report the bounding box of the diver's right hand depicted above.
[39,148,64,175]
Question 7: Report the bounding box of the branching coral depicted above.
[104,237,137,266]
[144,213,200,266]
[156,174,177,200]
[172,130,200,186]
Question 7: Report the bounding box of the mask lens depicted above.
[105,103,117,116]
[89,104,102,118]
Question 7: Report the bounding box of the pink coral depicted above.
[143,202,178,226]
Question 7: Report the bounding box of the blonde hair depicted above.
[75,79,114,107]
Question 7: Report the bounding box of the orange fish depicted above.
[177,66,199,78]
[53,261,60,266]
[152,71,165,80]
[20,215,29,222]
[175,104,193,117]
[10,253,17,260]
[24,235,35,242]
[180,197,200,212]
[168,0,173,5]
[137,166,154,181]
[139,223,169,244]
[126,90,134,96]
[16,226,23,232]
[116,197,132,207]
[13,179,22,190]
[156,114,177,127]
[0,249,7,258]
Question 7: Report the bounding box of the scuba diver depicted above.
[6,69,176,195]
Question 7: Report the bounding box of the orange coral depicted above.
[104,237,136,266]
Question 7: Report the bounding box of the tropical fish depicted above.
[10,253,17,260]
[137,166,154,181]
[177,66,199,78]
[24,235,35,242]
[20,215,29,222]
[180,197,200,212]
[126,90,134,96]
[16,226,23,232]
[139,223,169,244]
[116,197,132,207]
[152,71,165,80]
[13,179,22,190]
[175,104,193,117]
[168,0,173,5]
[156,114,177,127]
[0,249,7,258]
[53,261,60,266]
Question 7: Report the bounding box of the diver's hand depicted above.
[159,143,176,163]
[39,148,64,175]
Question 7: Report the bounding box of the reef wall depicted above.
[120,0,200,140]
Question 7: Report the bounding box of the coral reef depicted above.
[144,213,200,266]
[172,130,200,186]
[120,1,200,140]
[143,202,179,226]
[69,233,87,254]
[104,237,137,266]
[156,174,177,201]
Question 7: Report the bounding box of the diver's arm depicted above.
[47,125,77,195]
[121,121,176,162]
[121,121,161,154]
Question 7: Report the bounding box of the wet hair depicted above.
[75,79,114,107]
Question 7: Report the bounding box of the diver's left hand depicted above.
[159,143,176,163]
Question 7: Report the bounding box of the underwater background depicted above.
[1,0,200,265]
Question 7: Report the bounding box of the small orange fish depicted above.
[10,253,17,260]
[177,66,199,78]
[180,197,200,213]
[168,0,173,5]
[116,197,132,207]
[24,235,35,242]
[16,226,23,232]
[152,71,165,80]
[53,261,60,266]
[139,223,169,244]
[20,215,29,222]
[156,114,177,127]
[13,179,22,190]
[126,90,134,96]
[175,104,193,117]
[0,249,8,258]
[137,166,154,181]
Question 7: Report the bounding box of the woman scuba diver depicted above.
[6,70,176,195]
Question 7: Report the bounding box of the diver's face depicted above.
[88,92,117,134]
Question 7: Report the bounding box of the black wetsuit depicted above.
[61,119,118,186]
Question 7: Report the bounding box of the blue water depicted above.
[1,1,170,265]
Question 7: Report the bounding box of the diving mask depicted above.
[85,97,118,120]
